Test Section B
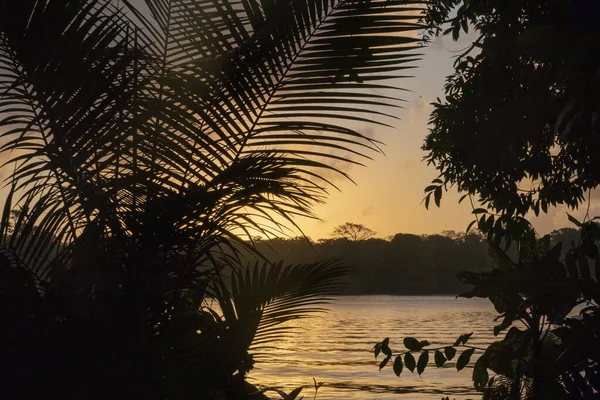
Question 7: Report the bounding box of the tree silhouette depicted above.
[331,222,377,241]
[421,0,600,242]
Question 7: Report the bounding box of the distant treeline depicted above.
[248,228,580,295]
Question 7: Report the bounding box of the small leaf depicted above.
[444,346,456,361]
[567,213,582,227]
[483,215,494,232]
[425,185,439,193]
[419,340,430,348]
[425,194,431,209]
[404,352,416,373]
[456,348,475,371]
[466,219,476,233]
[434,350,447,367]
[393,356,403,377]
[417,351,429,376]
[453,332,473,346]
[403,337,422,351]
[461,18,468,33]
[477,215,486,231]
[452,24,460,40]
[381,345,392,357]
[462,333,473,345]
[379,355,391,371]
[288,387,303,400]
[434,186,442,207]
[453,334,464,347]
[459,193,468,204]
[472,208,487,214]
[373,343,381,359]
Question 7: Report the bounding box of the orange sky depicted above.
[294,31,600,241]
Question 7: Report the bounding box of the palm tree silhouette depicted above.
[0,0,421,398]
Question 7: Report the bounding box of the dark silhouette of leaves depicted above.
[456,348,475,372]
[404,352,416,373]
[417,351,429,376]
[444,346,457,361]
[403,337,422,351]
[434,350,447,367]
[393,355,403,377]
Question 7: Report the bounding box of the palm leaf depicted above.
[0,0,420,328]
[215,259,350,354]
[2,0,421,263]
[0,2,421,395]
[0,0,145,279]
[117,0,423,239]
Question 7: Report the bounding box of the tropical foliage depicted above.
[421,0,600,242]
[376,1,600,398]
[0,0,421,398]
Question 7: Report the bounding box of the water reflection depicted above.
[249,295,496,399]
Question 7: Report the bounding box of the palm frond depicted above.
[0,0,419,332]
[110,0,422,242]
[215,259,350,353]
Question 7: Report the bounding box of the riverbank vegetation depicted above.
[248,227,581,295]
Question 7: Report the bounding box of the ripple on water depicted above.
[249,295,496,400]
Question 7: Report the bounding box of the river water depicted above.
[248,295,497,400]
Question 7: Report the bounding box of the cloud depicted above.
[409,96,430,122]
[361,206,374,217]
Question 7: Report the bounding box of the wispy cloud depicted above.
[409,95,430,122]
[361,206,374,217]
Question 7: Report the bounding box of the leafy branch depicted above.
[373,332,489,390]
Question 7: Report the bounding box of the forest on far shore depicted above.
[249,227,581,295]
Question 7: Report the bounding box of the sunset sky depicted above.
[294,29,600,241]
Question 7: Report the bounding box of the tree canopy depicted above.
[421,0,600,240]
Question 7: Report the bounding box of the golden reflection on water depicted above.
[249,295,496,400]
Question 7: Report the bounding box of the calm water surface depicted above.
[249,295,497,399]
